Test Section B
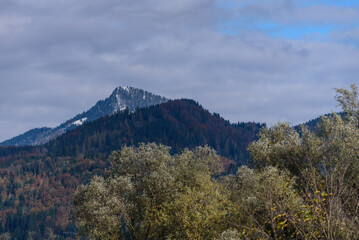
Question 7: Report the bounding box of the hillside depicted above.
[0,99,263,239]
[46,99,263,165]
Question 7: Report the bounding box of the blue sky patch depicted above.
[219,20,335,41]
[263,24,335,41]
[216,0,358,42]
[298,0,359,7]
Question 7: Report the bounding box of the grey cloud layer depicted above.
[0,0,357,141]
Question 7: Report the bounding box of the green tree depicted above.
[335,83,359,121]
[152,174,229,239]
[247,84,359,239]
[74,143,229,239]
[223,166,304,239]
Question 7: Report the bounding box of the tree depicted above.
[335,84,359,121]
[223,166,304,239]
[74,143,230,239]
[247,84,359,239]
[152,173,229,239]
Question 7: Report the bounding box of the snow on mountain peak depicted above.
[121,86,129,92]
[115,93,121,106]
[1,86,168,146]
[72,117,87,126]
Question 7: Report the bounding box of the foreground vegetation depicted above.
[74,85,359,239]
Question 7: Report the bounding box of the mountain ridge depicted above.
[0,86,168,146]
[45,98,263,165]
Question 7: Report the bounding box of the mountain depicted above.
[0,98,263,239]
[0,86,168,146]
[46,99,263,165]
[0,127,53,146]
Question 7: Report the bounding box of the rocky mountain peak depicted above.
[1,86,168,146]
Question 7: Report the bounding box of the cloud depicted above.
[0,0,357,141]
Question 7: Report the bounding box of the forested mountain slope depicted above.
[0,99,263,239]
[46,99,263,165]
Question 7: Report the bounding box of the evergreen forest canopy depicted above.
[44,99,262,165]
[74,84,359,240]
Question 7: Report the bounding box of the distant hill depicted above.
[0,87,167,146]
[295,112,345,133]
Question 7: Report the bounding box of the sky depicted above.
[1,0,359,142]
